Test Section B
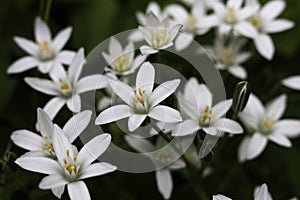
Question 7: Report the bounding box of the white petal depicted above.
[149,106,182,123]
[68,48,85,84]
[15,156,60,175]
[155,170,173,200]
[238,136,251,162]
[11,130,43,151]
[212,99,232,120]
[97,97,111,111]
[136,62,155,95]
[49,63,67,82]
[52,27,72,52]
[198,84,213,108]
[263,19,294,34]
[39,174,68,190]
[124,135,155,152]
[265,94,286,120]
[239,5,259,20]
[128,30,144,42]
[198,15,220,29]
[172,119,199,136]
[227,0,243,8]
[57,50,76,65]
[212,118,243,134]
[260,0,285,20]
[235,22,258,39]
[254,183,272,200]
[128,114,147,132]
[34,17,51,42]
[77,74,108,94]
[13,37,38,56]
[108,79,133,106]
[268,132,291,147]
[149,79,180,107]
[51,186,65,199]
[95,105,131,125]
[108,37,123,57]
[77,134,112,167]
[213,194,232,200]
[43,97,66,120]
[273,119,300,138]
[38,62,54,74]
[165,4,188,24]
[246,133,268,160]
[67,181,90,200]
[174,32,194,51]
[67,94,81,113]
[63,110,92,143]
[7,56,38,74]
[80,162,117,179]
[131,55,148,71]
[24,77,59,96]
[254,34,275,60]
[228,65,247,79]
[235,52,251,64]
[140,45,159,55]
[37,108,54,137]
[282,76,300,90]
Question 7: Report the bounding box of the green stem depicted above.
[43,0,52,23]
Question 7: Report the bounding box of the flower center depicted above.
[113,55,132,72]
[218,48,234,66]
[63,149,81,178]
[41,135,55,156]
[58,78,73,97]
[261,117,276,134]
[38,40,54,61]
[200,106,212,126]
[187,13,197,31]
[224,7,237,24]
[152,28,170,48]
[250,16,261,28]
[155,151,171,163]
[132,88,148,114]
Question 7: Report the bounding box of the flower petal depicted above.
[108,37,123,58]
[11,130,43,151]
[149,79,180,107]
[38,62,54,74]
[68,48,85,84]
[39,174,68,190]
[52,27,72,52]
[57,50,76,65]
[235,22,258,39]
[37,108,54,137]
[212,99,232,120]
[7,56,38,74]
[282,76,300,90]
[254,183,272,200]
[140,45,159,55]
[43,97,66,120]
[80,162,117,179]
[34,17,51,42]
[273,119,300,138]
[67,181,90,200]
[128,114,147,132]
[63,110,92,143]
[245,132,268,160]
[136,62,155,95]
[108,79,133,106]
[227,0,243,8]
[67,94,81,113]
[260,0,285,20]
[213,194,232,200]
[125,135,155,152]
[268,132,291,147]
[155,170,173,200]
[228,65,247,80]
[238,136,251,162]
[24,77,59,96]
[149,105,182,123]
[95,105,131,125]
[198,84,213,109]
[51,186,65,199]
[254,33,275,60]
[212,118,243,134]
[172,119,199,136]
[174,32,194,51]
[13,37,38,56]
[265,94,286,120]
[77,134,112,167]
[77,75,108,94]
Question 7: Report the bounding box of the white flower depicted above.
[172,78,243,136]
[125,136,185,199]
[246,0,294,60]
[25,48,108,119]
[282,76,300,91]
[238,94,300,162]
[15,125,117,200]
[205,36,251,79]
[139,12,182,55]
[7,17,75,74]
[165,2,209,51]
[201,0,258,38]
[11,108,91,158]
[102,37,147,75]
[181,0,219,10]
[95,62,182,132]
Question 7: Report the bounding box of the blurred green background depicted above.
[1,0,300,199]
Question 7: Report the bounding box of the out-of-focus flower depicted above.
[25,48,107,119]
[205,36,251,79]
[238,94,300,162]
[11,108,91,158]
[200,0,258,38]
[181,0,218,10]
[15,125,117,200]
[282,76,300,91]
[246,0,294,60]
[165,2,209,51]
[95,62,182,132]
[139,12,182,55]
[125,136,185,199]
[7,17,75,74]
[172,78,243,136]
[102,37,147,75]
[213,194,232,200]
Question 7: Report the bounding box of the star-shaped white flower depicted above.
[165,2,210,51]
[15,125,117,200]
[25,48,108,120]
[282,75,300,91]
[11,108,91,158]
[181,0,218,10]
[95,62,182,132]
[7,17,75,74]
[102,37,147,75]
[172,77,243,136]
[125,136,185,199]
[139,12,182,55]
[238,94,300,162]
[246,0,294,60]
[205,36,251,79]
[200,0,258,38]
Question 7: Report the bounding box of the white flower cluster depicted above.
[6,0,300,199]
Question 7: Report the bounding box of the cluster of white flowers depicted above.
[6,0,300,199]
